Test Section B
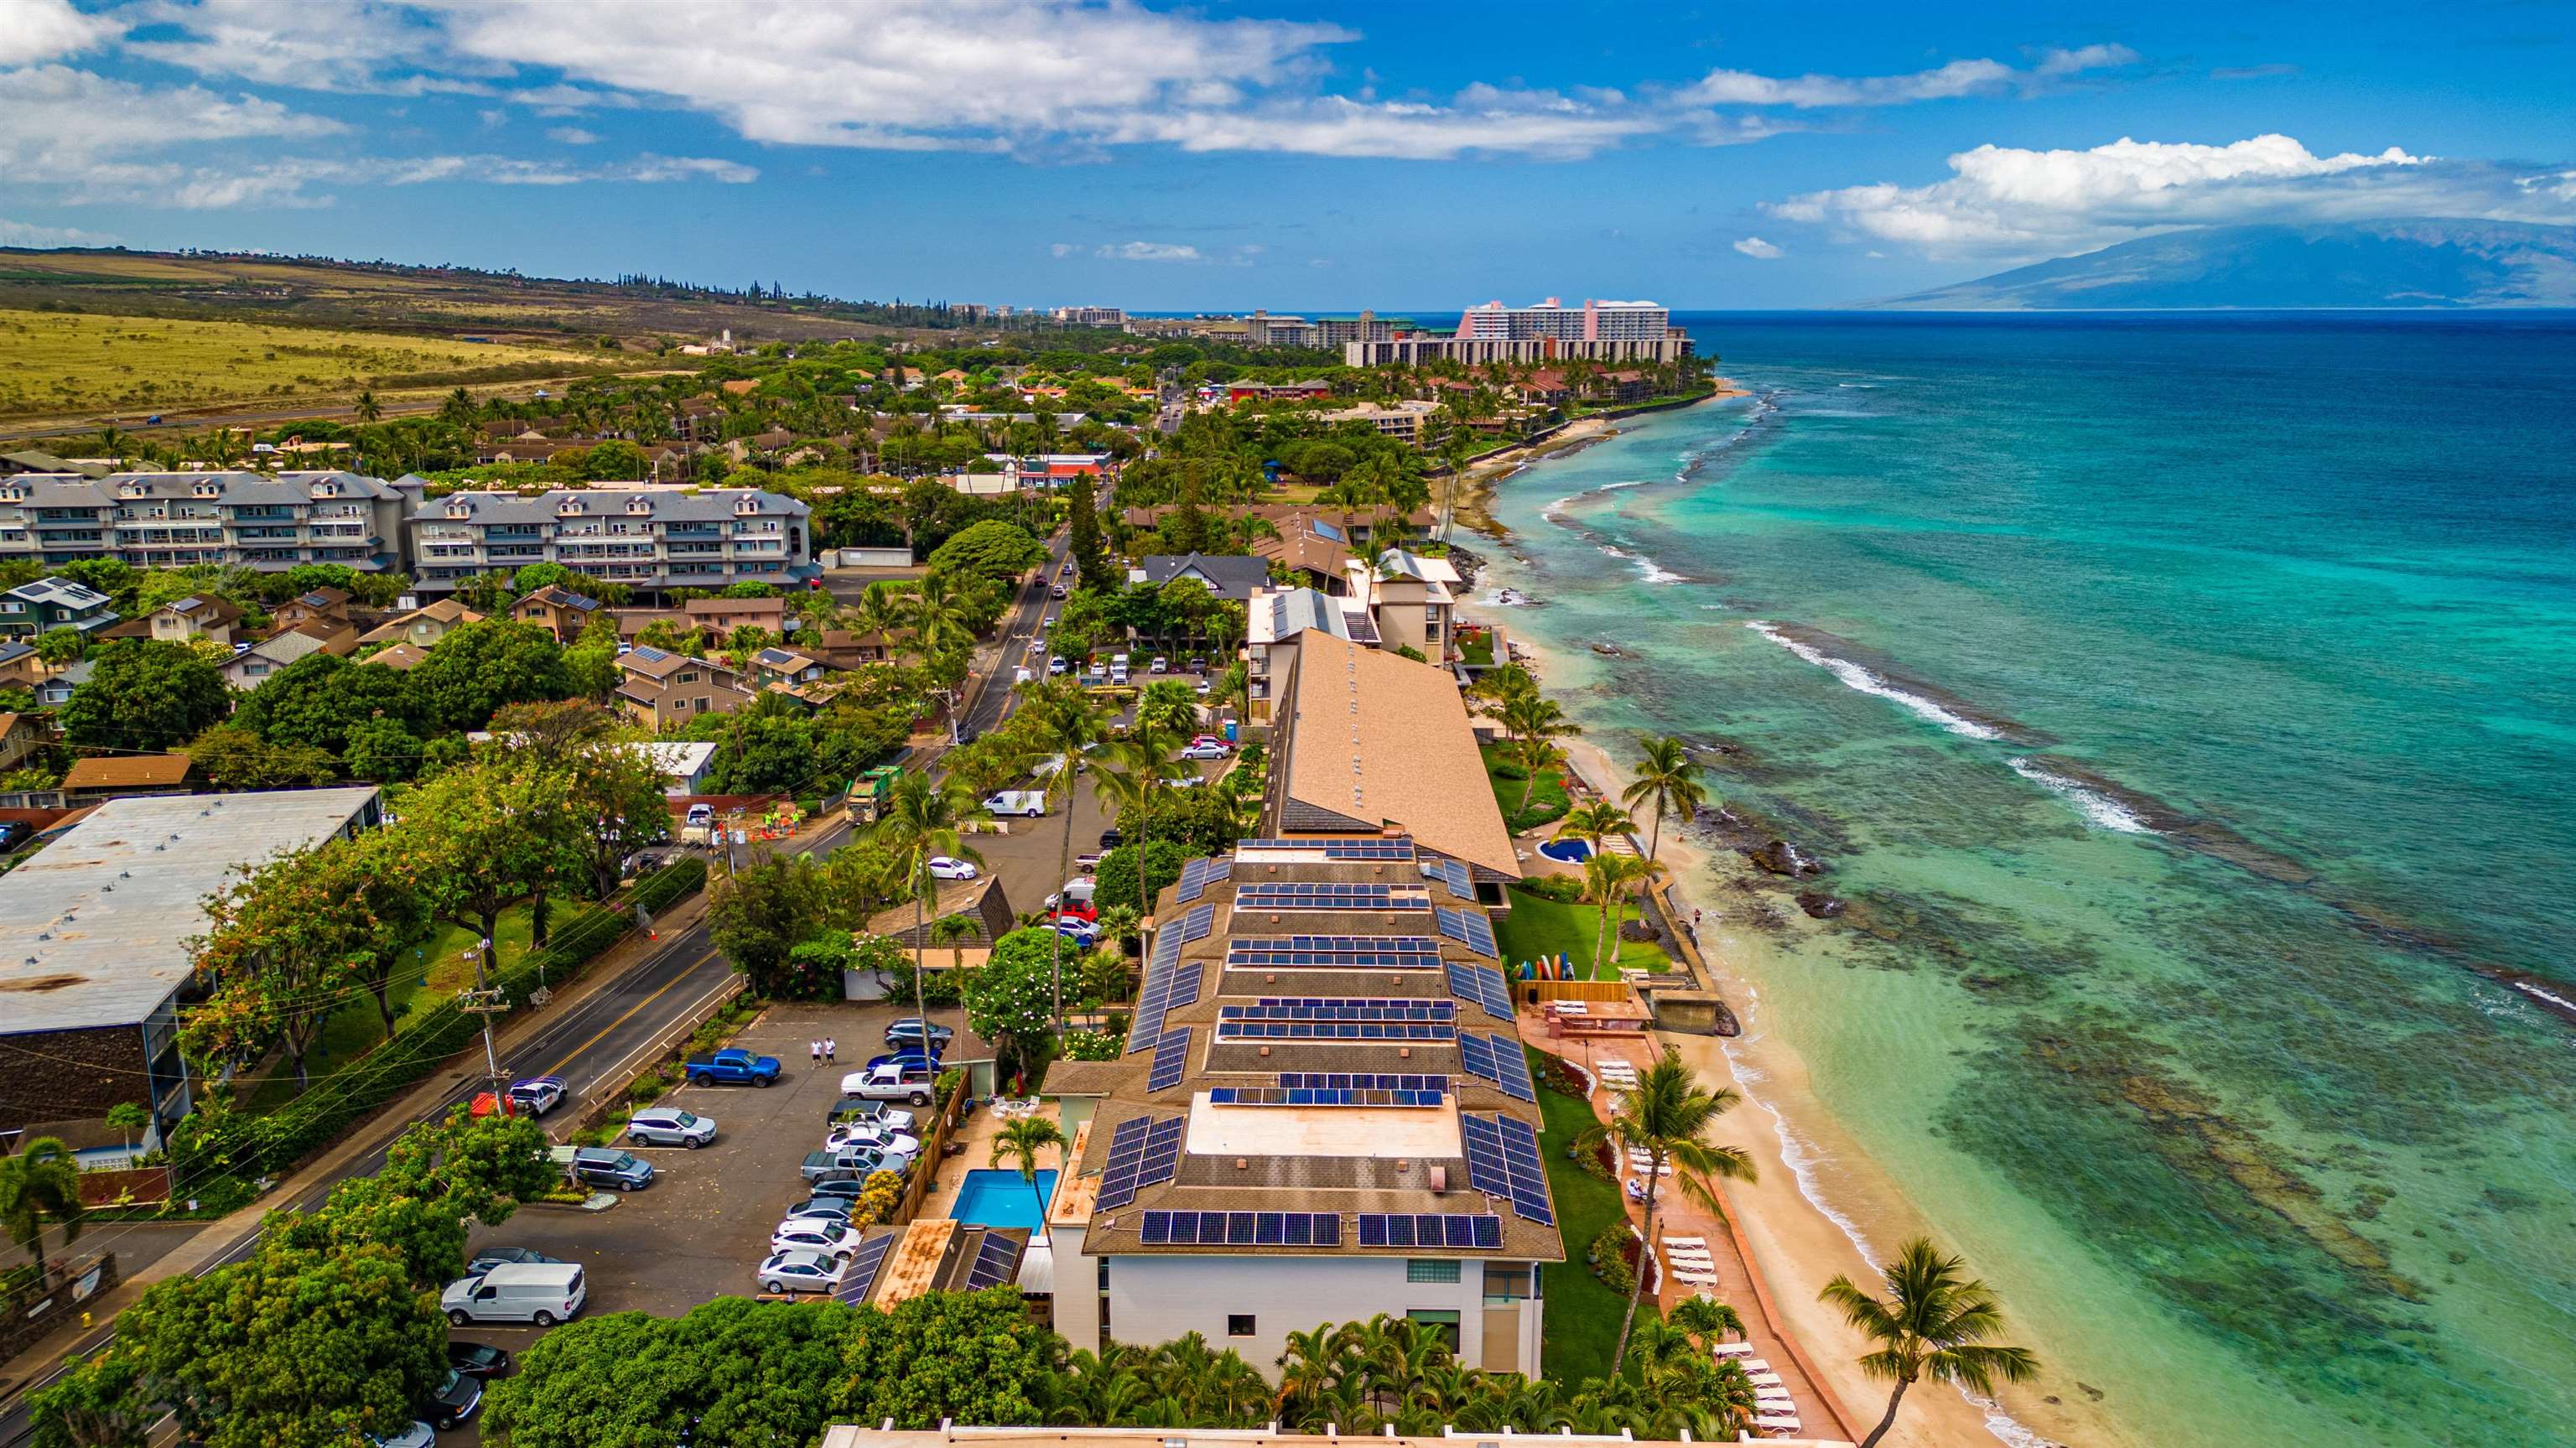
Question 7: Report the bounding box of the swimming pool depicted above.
[1536,838,1592,863]
[952,1169,1057,1228]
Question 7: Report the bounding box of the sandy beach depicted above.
[1453,381,1746,537]
[1508,631,2100,1448]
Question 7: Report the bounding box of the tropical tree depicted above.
[1555,800,1633,859]
[1667,1293,1748,1346]
[870,771,988,1046]
[1580,852,1665,978]
[106,1101,150,1155]
[1498,692,1580,812]
[0,1136,84,1279]
[1019,679,1114,1034]
[1821,1238,2039,1448]
[1093,724,1184,921]
[1572,1049,1758,1370]
[989,1115,1066,1242]
[354,390,383,423]
[1622,736,1708,861]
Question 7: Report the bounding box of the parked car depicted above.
[425,1368,483,1429]
[1052,919,1100,948]
[867,1045,940,1074]
[785,1196,855,1224]
[568,1147,653,1191]
[448,1341,513,1379]
[626,1108,717,1149]
[757,1249,849,1295]
[1046,900,1098,926]
[801,1143,911,1183]
[771,1219,866,1258]
[1178,740,1230,760]
[841,1060,938,1105]
[824,1098,917,1133]
[466,1247,561,1276]
[1097,828,1123,849]
[1048,655,1072,675]
[506,1076,566,1116]
[982,790,1046,817]
[925,856,978,881]
[1149,656,1169,673]
[1074,849,1106,871]
[804,1176,878,1203]
[683,1048,780,1087]
[823,1120,922,1158]
[370,1423,435,1448]
[884,1018,953,1051]
[1048,877,1098,909]
[441,1263,587,1326]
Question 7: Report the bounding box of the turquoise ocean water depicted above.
[1478,313,2576,1446]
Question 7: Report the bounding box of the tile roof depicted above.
[60,754,195,790]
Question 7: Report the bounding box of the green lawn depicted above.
[1531,1046,1655,1382]
[1496,886,1670,981]
[1457,631,1495,667]
[1482,740,1569,831]
[237,906,535,1113]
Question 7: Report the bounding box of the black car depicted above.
[1098,827,1123,849]
[448,1341,513,1379]
[425,1368,483,1429]
[805,1176,875,1202]
[786,1196,854,1224]
[467,1247,562,1275]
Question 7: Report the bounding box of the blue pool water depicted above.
[953,1168,1057,1228]
[1536,838,1592,863]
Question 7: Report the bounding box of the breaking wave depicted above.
[1746,621,2003,740]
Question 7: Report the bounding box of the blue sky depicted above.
[3,0,2570,309]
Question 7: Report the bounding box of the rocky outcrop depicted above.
[1747,838,1824,876]
[1795,890,1845,919]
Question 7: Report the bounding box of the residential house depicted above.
[225,620,355,690]
[1252,515,1354,593]
[408,488,816,597]
[1129,553,1270,605]
[0,711,42,772]
[34,659,91,708]
[366,642,432,671]
[860,876,1017,963]
[267,585,355,634]
[0,641,44,692]
[1345,549,1461,663]
[0,577,118,640]
[127,594,244,648]
[621,740,719,796]
[748,645,831,699]
[511,584,605,645]
[807,630,897,670]
[613,646,754,731]
[60,754,199,803]
[354,598,484,651]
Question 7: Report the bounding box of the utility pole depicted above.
[460,937,511,1097]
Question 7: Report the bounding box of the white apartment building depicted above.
[0,471,418,573]
[1457,296,1670,342]
[407,487,816,596]
[1340,333,1690,367]
[1316,399,1440,448]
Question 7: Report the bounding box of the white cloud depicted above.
[0,64,348,203]
[1684,44,2134,107]
[1049,242,1079,257]
[1096,241,1200,262]
[1763,132,2461,257]
[0,215,117,246]
[0,0,122,65]
[1733,236,1784,259]
[546,126,600,145]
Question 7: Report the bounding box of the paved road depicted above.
[958,532,1072,741]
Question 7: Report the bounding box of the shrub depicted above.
[1588,1221,1638,1294]
[1518,875,1585,906]
[1491,760,1530,781]
[1058,1030,1120,1061]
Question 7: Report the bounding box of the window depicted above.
[1226,1314,1256,1337]
[1407,1259,1461,1285]
[1405,1309,1461,1351]
[1483,1263,1532,1304]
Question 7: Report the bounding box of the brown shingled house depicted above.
[60,754,198,803]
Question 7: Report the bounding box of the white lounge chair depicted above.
[1747,1372,1785,1388]
[1711,1342,1755,1357]
[1738,1357,1773,1373]
[1754,1415,1801,1434]
[1669,1269,1721,1286]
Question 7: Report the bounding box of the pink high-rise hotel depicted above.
[1454,297,1670,344]
[1340,296,1690,366]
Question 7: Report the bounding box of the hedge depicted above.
[169,857,710,1198]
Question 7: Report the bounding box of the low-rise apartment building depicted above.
[1347,548,1461,662]
[408,488,816,597]
[0,471,417,573]
[0,576,117,640]
[1316,399,1441,448]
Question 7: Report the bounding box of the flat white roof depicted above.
[1186,1092,1462,1160]
[0,788,380,1035]
[621,740,719,776]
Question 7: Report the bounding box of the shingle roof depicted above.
[1277,634,1519,880]
[60,754,195,790]
[1135,553,1270,601]
[427,487,808,525]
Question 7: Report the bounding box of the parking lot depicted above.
[966,755,1234,926]
[444,999,989,1440]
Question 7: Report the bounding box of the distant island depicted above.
[1870,219,2576,310]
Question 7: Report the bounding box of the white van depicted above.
[1109,652,1131,684]
[1013,666,1035,686]
[982,790,1047,818]
[442,1262,586,1326]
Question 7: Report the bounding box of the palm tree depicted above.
[1581,853,1665,978]
[1091,734,1172,924]
[1021,680,1115,1034]
[929,911,978,975]
[1555,800,1633,861]
[1499,693,1580,814]
[870,771,989,1056]
[1822,1238,2039,1448]
[1667,1293,1747,1346]
[1622,736,1708,862]
[354,389,383,423]
[849,580,911,657]
[0,1135,86,1280]
[989,1114,1066,1242]
[1573,1048,1758,1371]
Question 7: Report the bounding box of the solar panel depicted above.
[1141,1210,1343,1247]
[1220,998,1457,1022]
[1126,953,1205,1051]
[1147,1027,1191,1092]
[1172,856,1233,904]
[1235,882,1431,911]
[1355,1213,1504,1250]
[1420,859,1474,898]
[1227,937,1444,970]
[1214,1019,1456,1042]
[834,1232,895,1303]
[1277,1072,1449,1092]
[1446,963,1514,1017]
[1172,902,1217,946]
[1457,1032,1537,1102]
[1207,1085,1444,1107]
[1433,906,1498,958]
[963,1233,1023,1290]
[1236,837,1417,861]
[1459,1113,1555,1225]
[1096,1113,1187,1211]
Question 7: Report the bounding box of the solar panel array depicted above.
[1228,936,1444,970]
[1460,1113,1555,1225]
[1215,1018,1456,1042]
[1096,1114,1187,1210]
[963,1233,1023,1290]
[1172,856,1233,904]
[1236,837,1417,861]
[1356,1212,1504,1249]
[1433,906,1498,958]
[1140,1210,1343,1247]
[1207,1085,1444,1107]
[1146,1027,1192,1092]
[1278,1072,1449,1092]
[1221,998,1457,1021]
[1446,963,1514,1017]
[1420,858,1475,898]
[833,1232,896,1304]
[1456,1032,1538,1102]
[1236,882,1431,911]
[1126,956,1204,1051]
[1169,902,1217,946]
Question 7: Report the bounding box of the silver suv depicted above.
[626,1108,716,1148]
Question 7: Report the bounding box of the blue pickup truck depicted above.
[684,1047,782,1088]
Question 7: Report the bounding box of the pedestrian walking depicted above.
[810,1040,821,1064]
[824,1037,837,1062]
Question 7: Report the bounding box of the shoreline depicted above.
[1452,380,1747,538]
[1500,613,2101,1448]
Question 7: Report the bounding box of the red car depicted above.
[1048,901,1099,926]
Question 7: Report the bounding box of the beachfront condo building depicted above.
[1457,296,1670,342]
